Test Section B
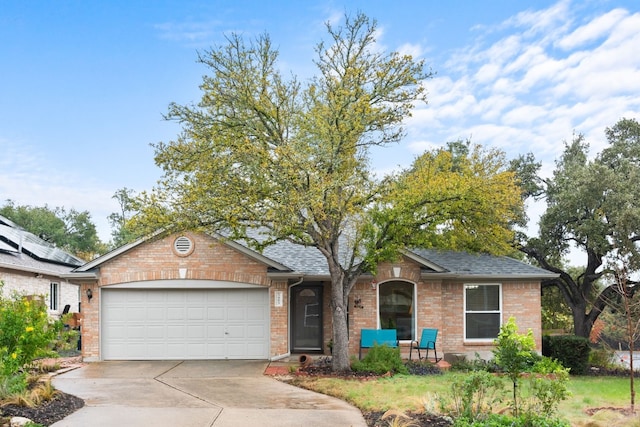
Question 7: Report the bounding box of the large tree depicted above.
[0,200,103,260]
[135,14,523,371]
[518,118,640,339]
[107,187,138,248]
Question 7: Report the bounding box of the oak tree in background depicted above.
[0,200,103,260]
[107,187,139,248]
[518,118,640,339]
[134,14,523,371]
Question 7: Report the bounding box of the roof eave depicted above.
[60,271,99,281]
[420,272,559,281]
[0,262,73,279]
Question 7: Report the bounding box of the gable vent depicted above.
[173,236,194,256]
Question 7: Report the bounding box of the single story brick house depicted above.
[67,231,556,362]
[0,215,83,318]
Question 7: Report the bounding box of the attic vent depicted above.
[173,236,194,256]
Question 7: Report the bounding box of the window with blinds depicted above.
[464,284,501,340]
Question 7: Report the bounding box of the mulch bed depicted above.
[1,392,84,427]
[363,410,452,427]
[0,356,86,427]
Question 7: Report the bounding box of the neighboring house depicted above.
[0,215,84,318]
[68,231,557,362]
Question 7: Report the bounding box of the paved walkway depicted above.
[51,360,367,427]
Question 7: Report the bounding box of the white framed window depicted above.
[464,283,501,341]
[49,282,59,311]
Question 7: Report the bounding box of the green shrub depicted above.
[0,292,63,376]
[492,317,537,415]
[588,345,616,369]
[0,371,28,398]
[351,344,408,375]
[440,370,504,422]
[542,335,590,375]
[454,413,570,427]
[525,371,571,416]
[449,352,499,373]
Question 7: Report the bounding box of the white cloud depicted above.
[406,0,640,175]
[398,42,423,59]
[557,8,628,50]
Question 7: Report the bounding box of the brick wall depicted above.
[81,232,274,361]
[323,257,543,360]
[78,233,543,361]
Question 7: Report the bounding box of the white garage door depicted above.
[101,288,269,360]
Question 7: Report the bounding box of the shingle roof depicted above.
[72,228,556,280]
[410,248,556,278]
[255,238,556,279]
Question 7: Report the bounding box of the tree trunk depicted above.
[572,304,592,339]
[330,287,350,371]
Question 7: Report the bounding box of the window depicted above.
[378,281,415,340]
[49,282,59,311]
[464,284,501,340]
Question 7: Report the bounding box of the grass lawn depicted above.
[290,372,640,426]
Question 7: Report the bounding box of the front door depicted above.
[291,285,323,352]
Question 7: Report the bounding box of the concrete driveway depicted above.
[51,360,367,427]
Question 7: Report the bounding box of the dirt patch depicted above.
[584,406,637,417]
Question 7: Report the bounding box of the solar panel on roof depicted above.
[0,239,17,253]
[0,224,83,267]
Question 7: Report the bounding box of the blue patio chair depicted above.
[410,328,440,362]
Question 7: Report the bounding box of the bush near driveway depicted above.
[0,282,65,396]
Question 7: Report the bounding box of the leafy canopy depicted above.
[518,117,640,338]
[134,13,523,371]
[0,200,103,260]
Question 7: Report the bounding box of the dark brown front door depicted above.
[291,285,323,352]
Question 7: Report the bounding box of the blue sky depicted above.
[1,0,639,246]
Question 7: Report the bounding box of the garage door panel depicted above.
[147,325,165,338]
[167,307,185,320]
[126,307,146,321]
[102,288,269,360]
[227,307,246,320]
[167,325,185,338]
[207,307,224,320]
[187,307,205,320]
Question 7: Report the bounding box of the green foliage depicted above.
[453,413,569,427]
[107,187,140,248]
[492,317,538,415]
[493,318,537,380]
[440,371,504,422]
[351,344,408,375]
[0,289,63,377]
[0,371,28,398]
[588,345,616,369]
[133,11,526,373]
[542,335,591,375]
[0,200,104,259]
[525,370,571,415]
[449,352,500,373]
[541,285,573,333]
[519,117,640,340]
